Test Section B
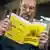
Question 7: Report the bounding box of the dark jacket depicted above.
[0,36,40,50]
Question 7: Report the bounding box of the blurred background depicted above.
[2,0,49,20]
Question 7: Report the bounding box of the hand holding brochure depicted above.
[5,13,45,46]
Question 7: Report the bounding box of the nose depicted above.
[26,8,29,13]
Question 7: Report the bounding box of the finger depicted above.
[40,34,48,38]
[1,19,10,26]
[1,23,9,31]
[0,27,7,32]
[40,34,48,39]
[39,40,47,44]
[40,37,48,40]
[41,31,48,35]
[3,18,10,23]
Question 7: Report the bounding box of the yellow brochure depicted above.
[5,13,31,44]
[4,13,46,46]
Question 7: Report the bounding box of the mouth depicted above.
[21,13,31,20]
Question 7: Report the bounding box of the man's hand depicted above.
[0,18,10,36]
[39,31,48,49]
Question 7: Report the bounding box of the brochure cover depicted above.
[4,13,45,46]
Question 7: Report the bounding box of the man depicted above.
[19,0,48,49]
[0,0,48,50]
[20,0,36,22]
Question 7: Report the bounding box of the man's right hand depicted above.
[0,18,10,36]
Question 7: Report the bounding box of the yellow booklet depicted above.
[4,13,46,47]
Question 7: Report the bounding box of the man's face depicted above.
[20,0,36,20]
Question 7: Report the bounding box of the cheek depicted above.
[21,7,26,12]
[29,9,34,13]
[21,9,26,14]
[31,10,35,13]
[28,10,34,15]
